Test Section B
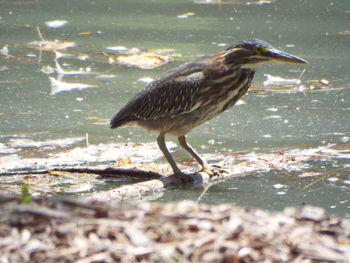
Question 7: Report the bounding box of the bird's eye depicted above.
[255,46,263,53]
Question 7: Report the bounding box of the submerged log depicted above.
[0,195,349,263]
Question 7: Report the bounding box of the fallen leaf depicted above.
[116,157,133,167]
[27,40,75,51]
[116,53,171,69]
[299,171,321,178]
[78,32,93,35]
[337,30,350,35]
[319,79,330,86]
[86,116,100,120]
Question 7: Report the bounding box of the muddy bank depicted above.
[0,195,349,263]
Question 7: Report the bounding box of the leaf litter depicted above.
[0,196,349,263]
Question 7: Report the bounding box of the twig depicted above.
[36,26,45,41]
[0,167,162,180]
[36,26,44,63]
[298,167,347,193]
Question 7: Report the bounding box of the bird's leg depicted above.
[178,136,219,177]
[156,134,192,185]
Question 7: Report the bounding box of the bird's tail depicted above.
[110,113,139,129]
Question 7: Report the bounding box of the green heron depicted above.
[111,39,307,184]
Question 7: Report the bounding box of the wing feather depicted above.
[110,59,210,128]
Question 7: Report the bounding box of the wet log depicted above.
[0,167,162,180]
[0,159,267,202]
[86,171,211,202]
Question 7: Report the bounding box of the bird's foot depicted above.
[171,172,193,188]
[200,165,225,178]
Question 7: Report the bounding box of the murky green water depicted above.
[1,0,349,216]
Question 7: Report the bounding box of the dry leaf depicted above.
[337,30,350,35]
[78,32,93,35]
[27,40,75,51]
[116,157,133,167]
[86,116,100,120]
[319,79,330,86]
[116,53,171,69]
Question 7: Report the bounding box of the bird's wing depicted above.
[110,60,209,128]
[136,68,206,119]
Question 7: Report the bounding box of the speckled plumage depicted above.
[110,56,254,135]
[110,39,307,183]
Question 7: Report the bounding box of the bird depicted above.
[110,39,308,185]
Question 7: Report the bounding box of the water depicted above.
[0,0,349,216]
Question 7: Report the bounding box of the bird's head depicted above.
[221,39,308,68]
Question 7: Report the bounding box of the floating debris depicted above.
[319,79,330,86]
[27,40,75,51]
[194,0,278,5]
[49,77,98,95]
[0,45,9,56]
[54,51,74,59]
[235,99,245,105]
[194,0,222,4]
[177,12,195,18]
[54,59,93,76]
[9,137,84,148]
[263,74,301,87]
[0,142,175,175]
[0,143,19,154]
[116,52,172,69]
[96,74,117,79]
[41,65,56,74]
[337,30,350,35]
[45,20,68,28]
[247,0,275,5]
[106,46,128,52]
[78,31,93,35]
[137,77,154,84]
[266,107,278,112]
[262,115,282,120]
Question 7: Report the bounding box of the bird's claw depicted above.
[200,165,225,177]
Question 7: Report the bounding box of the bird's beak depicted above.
[265,49,308,64]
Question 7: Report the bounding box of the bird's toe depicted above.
[201,165,224,177]
[171,172,193,188]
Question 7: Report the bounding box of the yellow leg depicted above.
[178,135,217,177]
[157,134,192,184]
